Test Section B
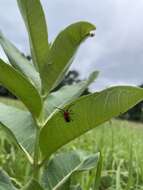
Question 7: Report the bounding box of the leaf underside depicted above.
[0,169,17,190]
[42,71,99,123]
[0,103,36,161]
[17,0,49,80]
[0,59,42,117]
[40,86,143,159]
[42,151,99,190]
[41,21,96,94]
[0,31,41,91]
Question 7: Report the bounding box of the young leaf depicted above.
[42,71,99,123]
[0,31,41,91]
[17,0,49,76]
[0,59,42,117]
[41,21,96,94]
[42,151,99,190]
[39,86,143,159]
[0,103,36,162]
[0,169,17,190]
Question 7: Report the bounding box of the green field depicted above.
[1,118,143,189]
[66,119,143,189]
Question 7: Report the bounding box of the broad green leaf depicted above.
[17,0,49,76]
[42,71,99,123]
[42,151,99,190]
[0,169,17,190]
[0,31,41,91]
[0,103,36,162]
[40,86,143,159]
[0,59,42,117]
[41,21,96,94]
[22,179,43,190]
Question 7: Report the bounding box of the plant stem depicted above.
[33,125,40,180]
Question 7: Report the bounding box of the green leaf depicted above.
[42,71,99,123]
[41,21,96,94]
[0,97,26,110]
[42,151,99,190]
[0,103,36,162]
[0,31,41,91]
[58,179,71,190]
[17,0,49,76]
[22,179,43,190]
[0,59,42,117]
[0,169,17,190]
[39,86,143,159]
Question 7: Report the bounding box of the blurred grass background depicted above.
[67,120,143,189]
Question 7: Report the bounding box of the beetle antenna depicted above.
[55,106,64,112]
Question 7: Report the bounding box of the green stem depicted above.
[33,124,40,180]
[39,154,50,168]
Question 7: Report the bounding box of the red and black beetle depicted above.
[55,106,73,123]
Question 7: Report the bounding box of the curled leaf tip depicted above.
[89,30,96,37]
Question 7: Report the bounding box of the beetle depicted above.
[55,106,73,123]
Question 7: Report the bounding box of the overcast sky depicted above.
[0,0,143,91]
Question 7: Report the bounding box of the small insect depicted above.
[55,106,73,123]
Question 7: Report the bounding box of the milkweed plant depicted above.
[0,0,143,189]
